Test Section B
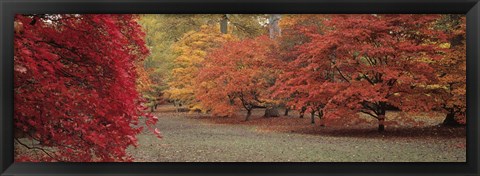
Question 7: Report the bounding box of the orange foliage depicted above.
[195,36,278,119]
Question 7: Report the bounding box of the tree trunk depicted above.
[299,107,307,118]
[318,110,325,127]
[377,103,387,132]
[443,110,461,126]
[220,14,228,34]
[264,106,280,117]
[284,108,289,116]
[310,111,315,124]
[245,109,252,121]
[150,106,154,112]
[268,14,281,39]
[378,114,385,132]
[176,105,182,112]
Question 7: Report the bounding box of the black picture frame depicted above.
[1,0,479,175]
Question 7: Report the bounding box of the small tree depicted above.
[196,36,277,121]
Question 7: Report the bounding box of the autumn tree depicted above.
[196,36,277,121]
[434,15,466,126]
[289,14,448,131]
[137,14,212,111]
[14,14,158,162]
[165,25,236,111]
[261,14,283,118]
[140,14,266,111]
[136,64,163,112]
[271,14,329,122]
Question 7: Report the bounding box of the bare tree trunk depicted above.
[220,14,228,34]
[284,108,289,116]
[175,101,183,113]
[245,109,252,121]
[377,103,387,132]
[268,14,282,39]
[299,106,306,118]
[378,115,385,132]
[443,109,461,126]
[310,111,315,124]
[318,110,325,127]
[173,101,179,112]
[264,106,280,117]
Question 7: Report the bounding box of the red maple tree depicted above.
[14,14,158,162]
[195,36,277,121]
[276,14,449,131]
[271,15,334,123]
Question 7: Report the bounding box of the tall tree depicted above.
[14,14,159,161]
[165,25,236,111]
[221,14,228,34]
[269,14,282,39]
[262,14,283,118]
[137,14,213,111]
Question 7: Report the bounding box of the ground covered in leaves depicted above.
[127,105,466,162]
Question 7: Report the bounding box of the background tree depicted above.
[262,14,283,118]
[227,14,268,38]
[165,25,236,111]
[196,36,277,120]
[139,14,266,111]
[434,15,467,126]
[268,14,282,39]
[137,14,212,111]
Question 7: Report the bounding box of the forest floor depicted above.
[127,105,466,162]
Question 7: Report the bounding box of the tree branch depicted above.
[334,66,351,83]
[360,110,378,119]
[14,137,62,161]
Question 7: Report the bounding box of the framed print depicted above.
[1,0,479,175]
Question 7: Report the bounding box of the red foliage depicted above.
[14,14,158,162]
[274,15,449,130]
[271,15,332,114]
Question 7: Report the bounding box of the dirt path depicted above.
[127,111,466,162]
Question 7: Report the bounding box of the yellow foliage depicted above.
[165,25,237,111]
[439,42,451,49]
[279,14,326,30]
